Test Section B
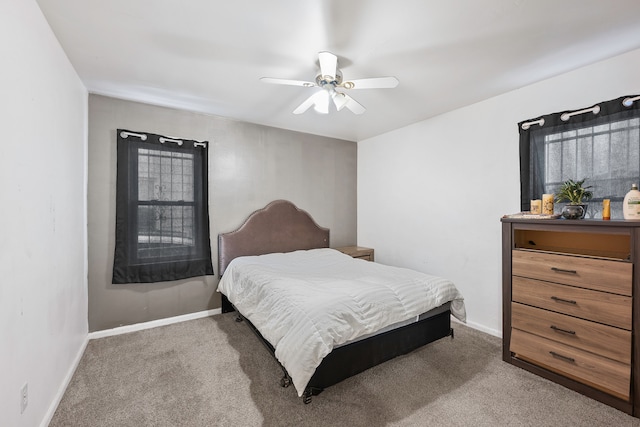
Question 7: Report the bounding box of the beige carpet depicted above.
[50,313,640,426]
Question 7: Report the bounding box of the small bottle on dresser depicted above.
[623,184,640,220]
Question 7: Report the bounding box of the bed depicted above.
[217,200,466,403]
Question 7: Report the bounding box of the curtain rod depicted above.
[522,96,640,130]
[158,137,208,148]
[159,137,183,146]
[120,130,207,147]
[561,105,600,121]
[520,118,544,130]
[623,95,640,107]
[520,104,599,130]
[159,137,208,148]
[120,131,147,140]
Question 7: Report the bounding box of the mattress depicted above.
[217,248,466,396]
[336,301,452,348]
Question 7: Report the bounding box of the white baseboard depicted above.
[40,335,89,427]
[452,317,502,338]
[88,308,222,340]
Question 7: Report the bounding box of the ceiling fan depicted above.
[260,51,399,115]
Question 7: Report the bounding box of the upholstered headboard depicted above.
[218,200,330,275]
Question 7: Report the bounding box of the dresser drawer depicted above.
[510,328,630,400]
[512,250,632,296]
[511,302,631,364]
[512,276,632,330]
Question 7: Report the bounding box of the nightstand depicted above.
[335,246,374,261]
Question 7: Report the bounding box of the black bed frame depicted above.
[222,295,453,403]
[218,200,454,403]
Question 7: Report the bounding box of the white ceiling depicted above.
[37,0,640,142]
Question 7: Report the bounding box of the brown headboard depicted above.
[218,200,330,275]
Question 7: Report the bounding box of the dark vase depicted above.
[561,204,587,219]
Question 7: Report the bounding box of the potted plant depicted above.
[554,178,593,219]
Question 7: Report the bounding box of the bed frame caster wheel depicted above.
[302,390,312,404]
[280,376,292,388]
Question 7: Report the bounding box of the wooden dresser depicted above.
[501,218,640,416]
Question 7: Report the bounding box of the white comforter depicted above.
[217,248,466,396]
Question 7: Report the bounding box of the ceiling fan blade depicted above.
[313,90,332,114]
[343,76,399,89]
[331,92,349,111]
[293,91,328,114]
[318,51,338,80]
[260,77,317,87]
[293,93,318,114]
[342,93,366,115]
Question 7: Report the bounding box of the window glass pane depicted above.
[592,134,610,177]
[182,158,194,202]
[611,130,628,176]
[545,120,640,190]
[136,147,197,259]
[138,148,194,202]
[611,119,630,130]
[138,177,154,200]
[561,138,577,181]
[576,136,592,180]
[629,127,640,176]
[137,204,195,259]
[545,140,562,183]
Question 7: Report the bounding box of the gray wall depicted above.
[88,94,357,332]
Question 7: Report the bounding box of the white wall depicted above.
[0,1,88,426]
[358,48,640,336]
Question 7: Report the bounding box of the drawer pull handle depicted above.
[549,351,575,363]
[550,296,577,305]
[551,267,578,274]
[550,325,576,335]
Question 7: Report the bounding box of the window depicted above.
[112,130,214,284]
[519,95,640,219]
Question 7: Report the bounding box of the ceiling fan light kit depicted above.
[260,51,398,115]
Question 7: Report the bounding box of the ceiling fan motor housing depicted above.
[316,70,343,87]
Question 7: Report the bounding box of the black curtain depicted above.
[112,129,214,284]
[519,95,640,216]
